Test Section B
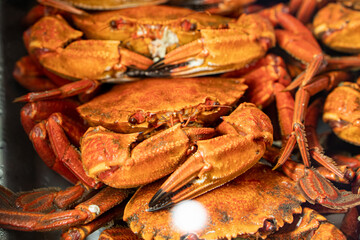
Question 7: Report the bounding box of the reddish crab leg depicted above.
[61,204,125,240]
[14,79,100,103]
[275,71,352,176]
[20,100,83,134]
[223,53,292,109]
[30,121,80,184]
[13,56,58,92]
[264,147,360,210]
[272,10,326,88]
[340,206,360,240]
[0,187,130,231]
[46,116,100,188]
[304,98,350,179]
[0,184,92,214]
[288,0,319,23]
[99,226,141,240]
[332,155,360,170]
[20,100,94,185]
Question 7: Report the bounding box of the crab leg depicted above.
[0,184,91,214]
[61,204,125,240]
[264,147,360,210]
[148,103,273,211]
[269,94,360,209]
[273,10,326,88]
[14,79,100,102]
[46,115,100,188]
[19,100,96,185]
[0,187,130,231]
[20,100,82,134]
[288,0,319,23]
[81,124,216,189]
[340,206,360,240]
[275,71,352,176]
[13,56,58,92]
[304,98,347,178]
[99,226,141,240]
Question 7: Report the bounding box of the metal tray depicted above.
[0,1,355,239]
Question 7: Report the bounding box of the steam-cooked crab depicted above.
[124,163,326,239]
[20,77,273,209]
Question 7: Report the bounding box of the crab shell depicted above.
[71,5,230,58]
[323,81,360,146]
[77,77,250,188]
[124,163,306,240]
[313,3,360,53]
[77,77,248,133]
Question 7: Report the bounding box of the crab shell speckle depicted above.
[124,163,306,240]
[77,77,248,133]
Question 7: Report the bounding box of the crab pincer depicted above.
[148,103,273,211]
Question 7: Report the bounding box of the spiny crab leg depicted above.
[266,6,327,88]
[275,71,352,178]
[304,98,349,179]
[288,0,327,24]
[148,103,273,211]
[45,114,100,188]
[14,79,100,102]
[0,186,130,231]
[0,183,92,214]
[264,147,360,210]
[61,204,125,240]
[20,100,100,187]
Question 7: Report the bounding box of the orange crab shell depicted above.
[323,82,360,145]
[268,207,346,239]
[77,77,248,133]
[313,3,360,53]
[124,163,306,240]
[25,15,83,54]
[71,5,230,58]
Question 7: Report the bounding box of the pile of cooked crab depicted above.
[2,0,360,239]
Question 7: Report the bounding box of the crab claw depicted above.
[147,13,275,78]
[148,103,273,211]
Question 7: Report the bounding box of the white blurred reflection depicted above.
[171,200,208,233]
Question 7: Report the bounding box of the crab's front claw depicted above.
[148,103,273,211]
[25,15,153,83]
[148,13,275,78]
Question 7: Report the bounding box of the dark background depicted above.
[0,0,71,239]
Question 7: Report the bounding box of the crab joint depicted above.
[88,204,101,216]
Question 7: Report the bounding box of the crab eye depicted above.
[109,18,127,29]
[109,20,118,29]
[128,116,138,125]
[128,111,146,125]
[181,20,197,31]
